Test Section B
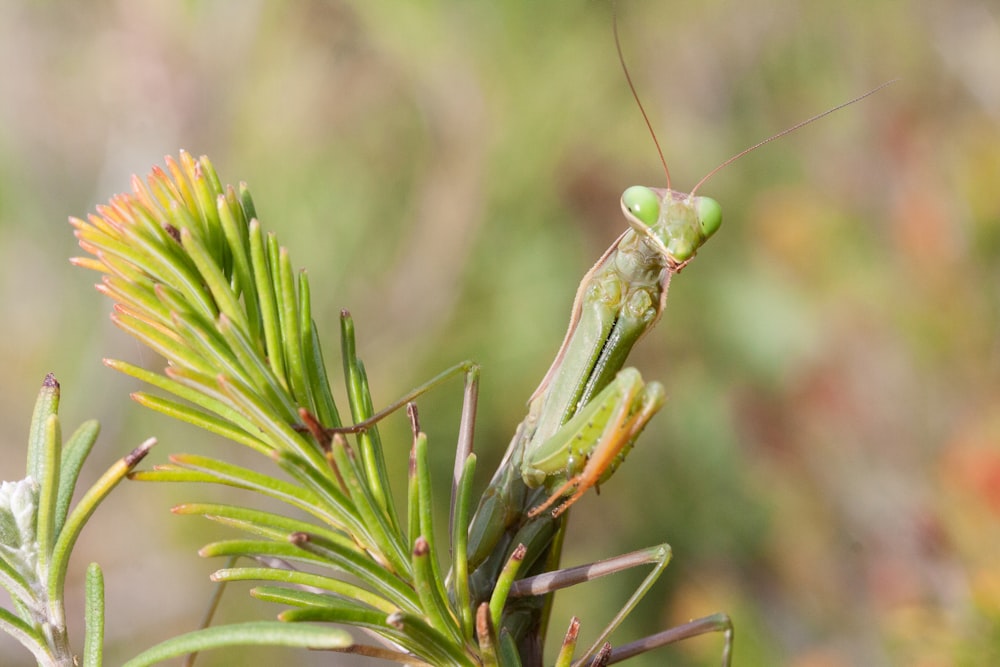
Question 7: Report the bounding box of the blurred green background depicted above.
[2,1,998,665]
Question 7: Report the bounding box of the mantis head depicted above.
[620,186,722,264]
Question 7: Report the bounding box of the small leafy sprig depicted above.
[0,374,153,667]
[70,152,480,664]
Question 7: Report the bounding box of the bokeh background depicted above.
[1,1,998,665]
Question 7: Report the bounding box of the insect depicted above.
[324,16,893,665]
[458,106,731,665]
[330,81,888,664]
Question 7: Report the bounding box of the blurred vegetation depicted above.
[1,0,998,665]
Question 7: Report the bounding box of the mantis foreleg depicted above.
[522,368,666,518]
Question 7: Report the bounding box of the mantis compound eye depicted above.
[696,196,722,239]
[621,186,660,227]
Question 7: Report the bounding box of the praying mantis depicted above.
[330,96,889,664]
[331,177,730,664]
[459,175,728,666]
[338,161,733,664]
[323,20,894,666]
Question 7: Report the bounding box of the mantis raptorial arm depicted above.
[522,368,665,519]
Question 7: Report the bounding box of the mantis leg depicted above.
[607,613,733,666]
[508,544,732,667]
[524,403,660,519]
[524,370,665,519]
[324,359,480,437]
[320,356,480,539]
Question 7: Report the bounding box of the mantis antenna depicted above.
[690,78,900,196]
[613,7,671,190]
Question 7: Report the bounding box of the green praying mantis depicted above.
[324,24,895,665]
[459,174,727,666]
